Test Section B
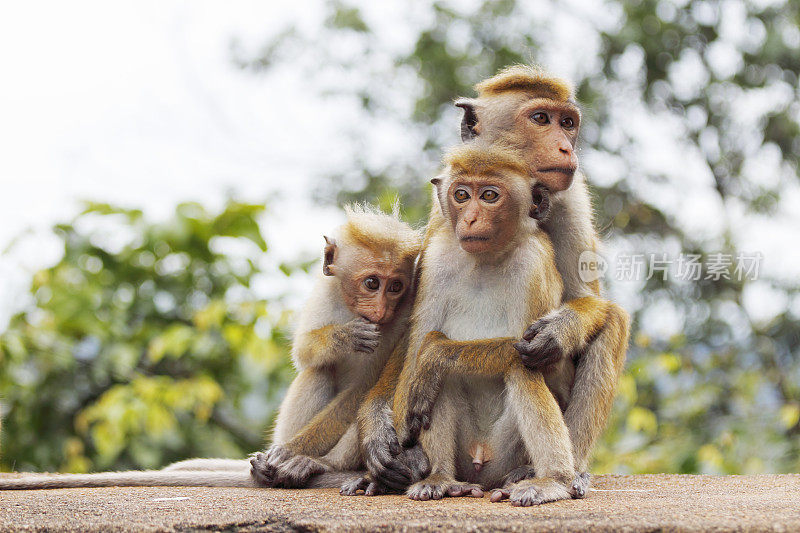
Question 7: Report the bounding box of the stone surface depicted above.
[1,474,799,531]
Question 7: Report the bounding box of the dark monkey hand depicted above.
[363,419,414,492]
[345,317,381,354]
[514,312,575,370]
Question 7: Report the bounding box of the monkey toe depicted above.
[407,482,444,501]
[249,452,277,487]
[490,489,510,502]
[274,455,326,487]
[509,478,571,505]
[340,476,369,496]
[364,481,387,496]
[571,472,591,499]
[448,484,484,498]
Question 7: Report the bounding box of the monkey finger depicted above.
[404,417,423,446]
[490,489,510,502]
[522,319,549,341]
[513,340,533,355]
[364,481,385,496]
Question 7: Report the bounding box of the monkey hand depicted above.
[403,371,444,447]
[514,312,576,370]
[343,317,381,354]
[363,419,414,492]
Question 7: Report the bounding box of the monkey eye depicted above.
[480,189,500,203]
[364,277,380,291]
[388,280,403,293]
[530,112,549,124]
[453,188,470,203]
[561,116,575,129]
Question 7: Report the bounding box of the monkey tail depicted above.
[0,470,257,490]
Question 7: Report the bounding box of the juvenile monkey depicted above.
[395,144,576,505]
[0,205,421,491]
[250,204,421,487]
[358,66,630,496]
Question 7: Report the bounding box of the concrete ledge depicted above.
[1,474,799,531]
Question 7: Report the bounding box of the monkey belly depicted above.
[454,376,506,482]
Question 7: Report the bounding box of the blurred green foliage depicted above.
[2,0,799,475]
[0,201,293,472]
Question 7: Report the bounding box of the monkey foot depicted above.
[571,471,591,499]
[490,478,571,506]
[407,476,483,501]
[249,452,274,487]
[272,455,328,488]
[250,445,297,487]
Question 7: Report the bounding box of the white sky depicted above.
[0,1,798,337]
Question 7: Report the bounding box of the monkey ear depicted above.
[323,236,337,276]
[430,177,447,216]
[529,184,551,221]
[455,98,479,141]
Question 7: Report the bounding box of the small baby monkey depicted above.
[0,204,421,491]
[250,204,421,487]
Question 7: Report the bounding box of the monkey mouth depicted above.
[460,236,491,242]
[538,167,576,176]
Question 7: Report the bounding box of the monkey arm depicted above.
[563,301,629,472]
[281,383,368,458]
[398,331,523,445]
[293,319,380,369]
[357,337,421,491]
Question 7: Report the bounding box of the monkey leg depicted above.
[406,381,482,501]
[272,368,335,445]
[252,383,365,487]
[564,302,629,474]
[492,367,574,505]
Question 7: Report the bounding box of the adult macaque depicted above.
[356,66,629,498]
[0,205,421,491]
[454,65,631,489]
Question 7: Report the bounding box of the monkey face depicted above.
[445,177,522,255]
[514,98,580,192]
[336,248,411,325]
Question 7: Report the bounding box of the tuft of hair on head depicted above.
[340,201,422,260]
[444,143,528,179]
[474,64,574,102]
